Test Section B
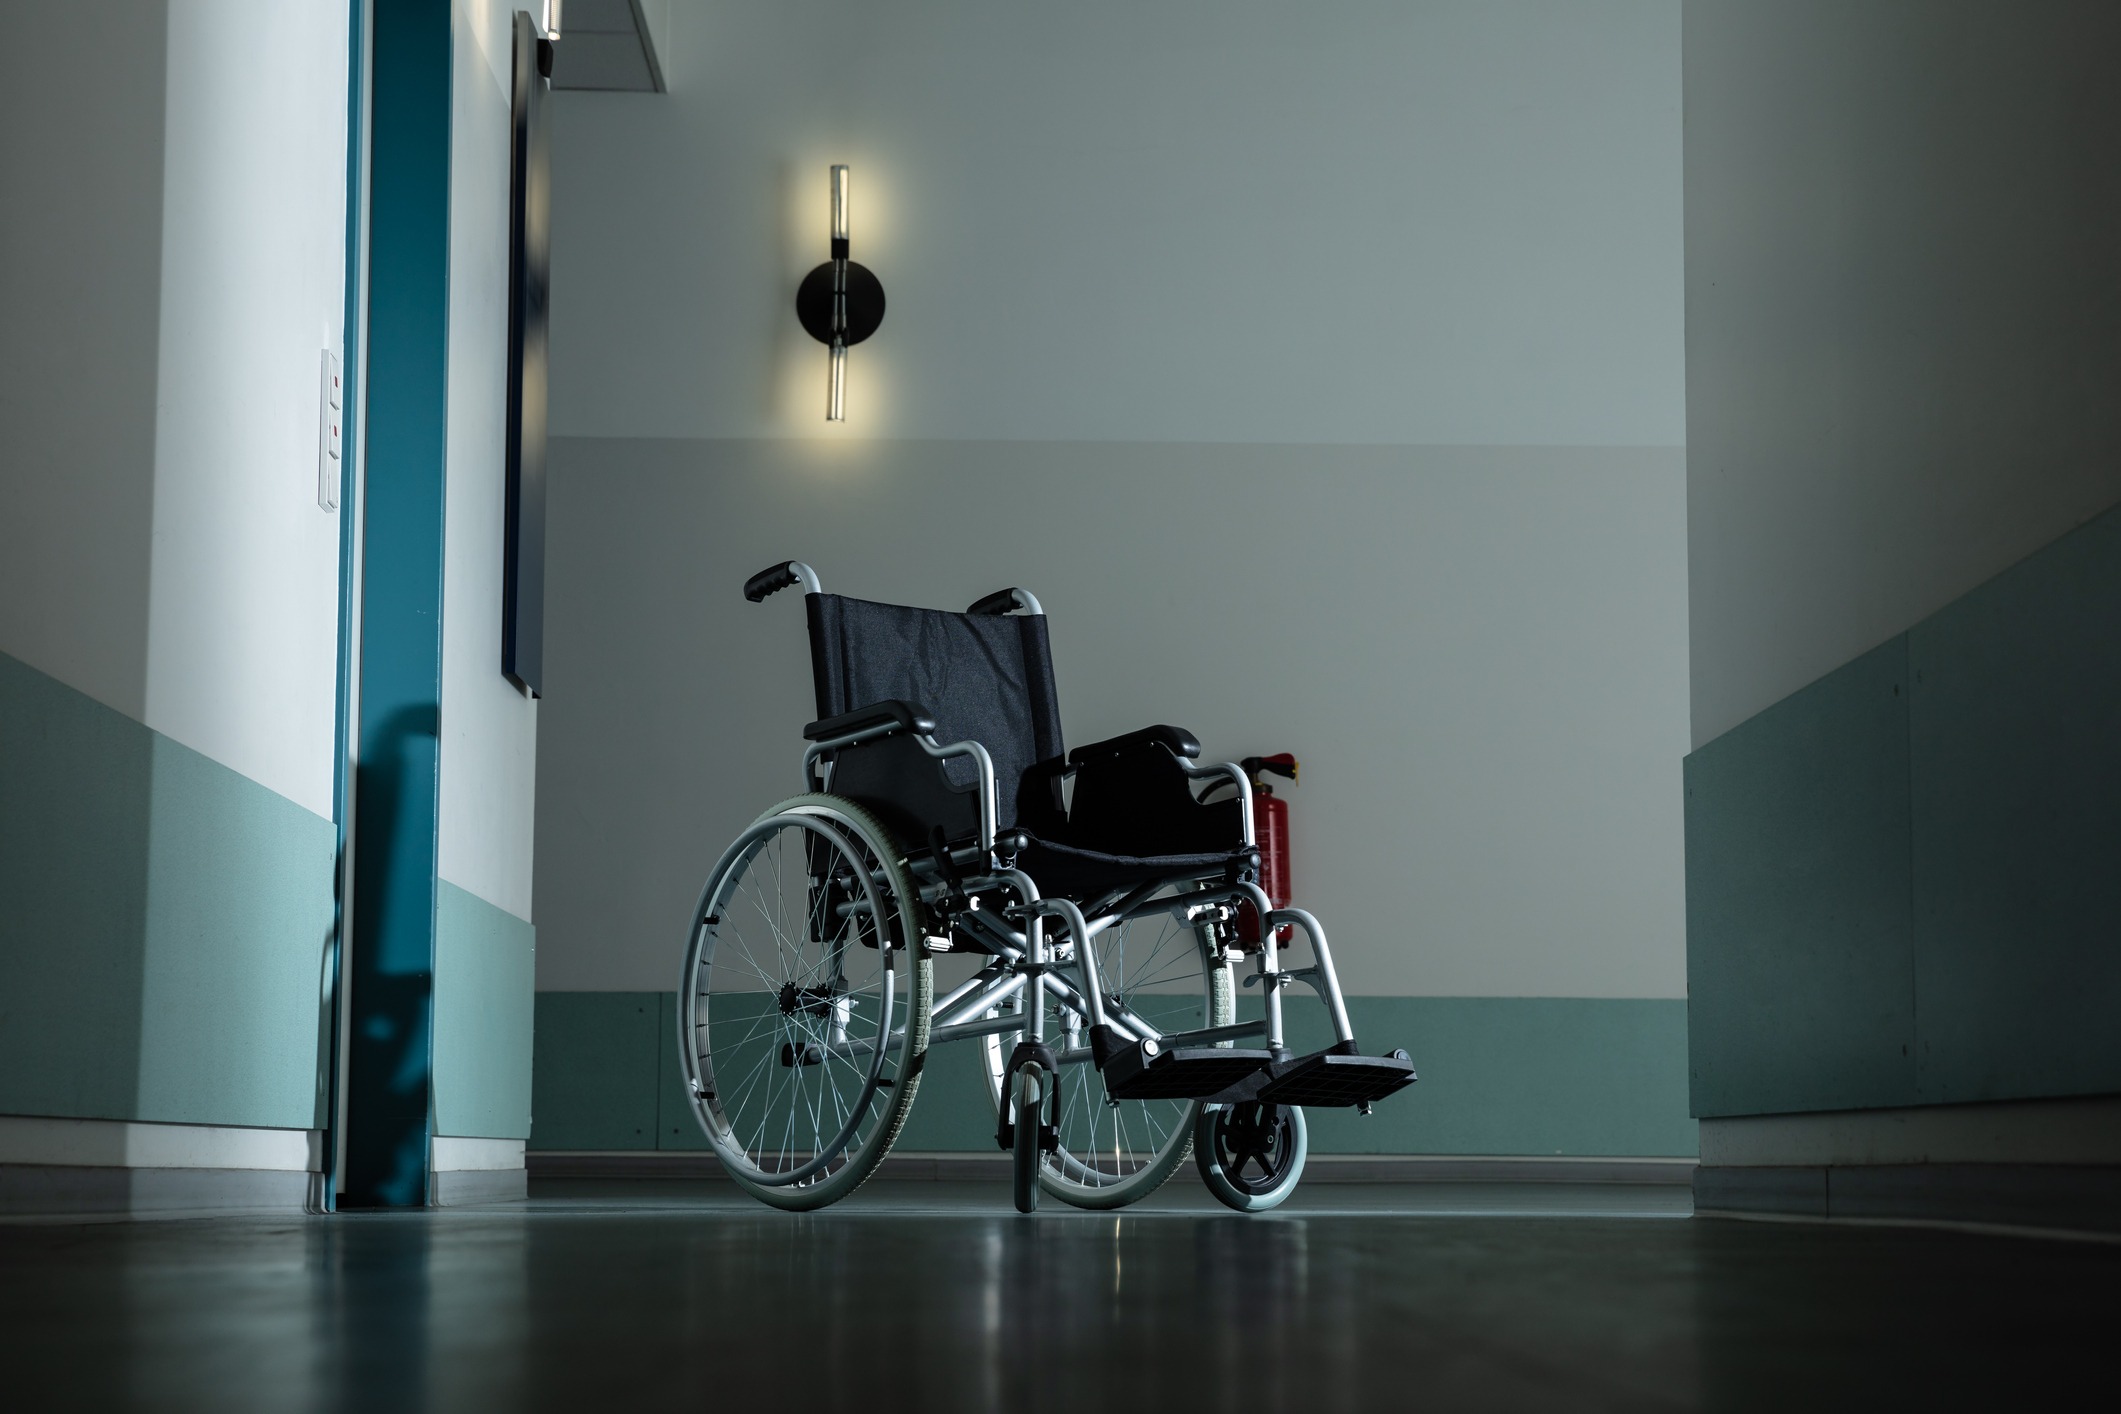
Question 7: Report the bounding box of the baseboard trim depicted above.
[433,1166,528,1206]
[0,1115,321,1171]
[1699,1096,2121,1167]
[1695,1163,2121,1238]
[528,1151,1698,1185]
[0,1163,321,1219]
[432,1136,526,1172]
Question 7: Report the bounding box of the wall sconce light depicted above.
[795,165,885,421]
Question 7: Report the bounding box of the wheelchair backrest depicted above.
[805,594,1063,831]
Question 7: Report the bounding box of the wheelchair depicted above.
[678,562,1416,1213]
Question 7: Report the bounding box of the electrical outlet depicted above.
[319,349,341,511]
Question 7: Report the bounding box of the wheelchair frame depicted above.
[680,563,1412,1213]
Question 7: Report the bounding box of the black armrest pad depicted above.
[1067,724,1200,766]
[1058,727,1236,856]
[804,699,936,743]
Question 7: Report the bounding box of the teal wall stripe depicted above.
[0,650,335,1129]
[528,991,1697,1158]
[344,0,452,1208]
[0,649,151,1119]
[1687,501,2121,1118]
[432,883,535,1139]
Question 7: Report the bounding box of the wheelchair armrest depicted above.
[1178,758,1255,848]
[1066,723,1200,767]
[804,699,937,743]
[1059,726,1252,856]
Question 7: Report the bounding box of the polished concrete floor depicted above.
[3,1179,2116,1411]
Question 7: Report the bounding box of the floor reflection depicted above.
[2,1183,2114,1411]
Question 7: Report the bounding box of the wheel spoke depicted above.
[682,806,927,1199]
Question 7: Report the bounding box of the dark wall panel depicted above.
[1687,505,2121,1119]
[1685,639,1916,1118]
[1909,507,2121,1101]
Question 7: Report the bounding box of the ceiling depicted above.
[550,0,664,93]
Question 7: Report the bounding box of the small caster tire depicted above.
[1012,1066,1043,1214]
[1195,1101,1307,1213]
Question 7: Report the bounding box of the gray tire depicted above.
[1195,1102,1308,1213]
[678,795,932,1211]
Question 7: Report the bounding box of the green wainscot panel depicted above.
[655,991,708,1152]
[0,650,336,1130]
[1908,504,2121,1103]
[853,995,1695,1157]
[882,1032,1010,1153]
[557,991,1693,1158]
[1,650,155,1120]
[1684,636,1918,1118]
[1300,996,1696,1157]
[433,883,535,1139]
[529,992,661,1150]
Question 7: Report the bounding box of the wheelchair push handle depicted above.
[744,561,822,602]
[966,586,1045,616]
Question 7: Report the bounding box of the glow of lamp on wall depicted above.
[795,165,886,422]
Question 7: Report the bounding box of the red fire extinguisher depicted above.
[1236,753,1298,948]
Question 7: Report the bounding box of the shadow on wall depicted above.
[343,702,442,1207]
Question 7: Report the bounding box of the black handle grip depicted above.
[967,588,1021,616]
[745,563,800,603]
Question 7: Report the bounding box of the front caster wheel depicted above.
[1195,1101,1307,1212]
[1012,1065,1044,1214]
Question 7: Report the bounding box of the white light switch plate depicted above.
[319,349,341,511]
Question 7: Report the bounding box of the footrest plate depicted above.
[1252,1049,1417,1108]
[1103,1041,1273,1101]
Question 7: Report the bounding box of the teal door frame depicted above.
[335,0,453,1210]
[325,0,370,1213]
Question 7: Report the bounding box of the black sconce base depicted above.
[796,261,887,346]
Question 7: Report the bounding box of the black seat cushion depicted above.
[1016,834,1246,903]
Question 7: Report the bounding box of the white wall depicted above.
[549,0,1683,447]
[0,3,165,720]
[540,438,1688,997]
[1684,0,2121,747]
[146,0,349,817]
[438,0,540,922]
[537,2,1689,1000]
[1,1,348,818]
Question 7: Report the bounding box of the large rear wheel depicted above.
[678,795,931,1210]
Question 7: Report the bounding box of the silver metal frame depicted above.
[794,870,1361,1071]
[802,731,998,854]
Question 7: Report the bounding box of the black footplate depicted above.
[1102,1039,1275,1101]
[1250,1045,1417,1108]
